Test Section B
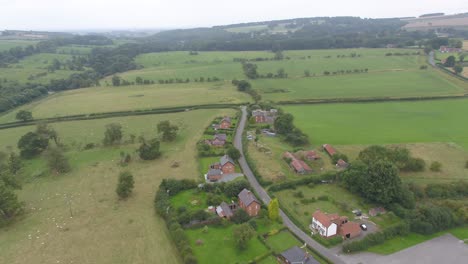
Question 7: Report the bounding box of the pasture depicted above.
[254,70,466,102]
[0,39,37,51]
[0,109,235,264]
[284,99,468,149]
[0,53,82,84]
[0,82,250,123]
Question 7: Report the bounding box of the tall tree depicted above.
[17,132,49,158]
[103,123,123,146]
[138,138,161,160]
[8,152,22,175]
[274,114,294,134]
[116,171,134,199]
[268,198,279,221]
[444,56,456,67]
[15,110,33,122]
[226,147,241,160]
[364,160,402,205]
[157,120,179,142]
[0,182,23,225]
[45,147,71,174]
[232,223,255,250]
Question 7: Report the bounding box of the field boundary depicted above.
[0,103,244,130]
[275,94,468,105]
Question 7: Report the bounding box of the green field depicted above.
[0,82,250,123]
[0,109,234,264]
[0,53,82,83]
[254,70,466,102]
[284,99,468,149]
[0,40,38,51]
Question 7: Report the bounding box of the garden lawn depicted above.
[265,230,302,253]
[284,98,468,150]
[0,109,233,264]
[186,225,270,264]
[0,82,250,123]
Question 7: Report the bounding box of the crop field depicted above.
[0,39,38,51]
[254,70,466,102]
[0,109,234,264]
[0,82,250,123]
[0,53,82,83]
[284,99,468,149]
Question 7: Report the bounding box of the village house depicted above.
[205,155,236,182]
[219,117,232,129]
[439,45,462,53]
[205,133,227,147]
[322,144,337,156]
[238,188,261,217]
[252,109,278,124]
[278,246,320,264]
[216,201,237,219]
[311,210,361,239]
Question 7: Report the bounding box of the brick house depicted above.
[238,189,260,217]
[219,117,231,129]
[440,46,462,53]
[207,155,236,181]
[252,109,277,124]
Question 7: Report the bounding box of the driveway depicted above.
[334,234,468,264]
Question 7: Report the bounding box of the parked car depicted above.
[360,224,367,231]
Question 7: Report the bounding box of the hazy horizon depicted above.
[1,0,467,31]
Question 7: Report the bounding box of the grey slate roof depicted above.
[280,246,320,264]
[238,188,259,206]
[220,155,235,166]
[219,201,233,217]
[214,134,227,141]
[207,169,222,176]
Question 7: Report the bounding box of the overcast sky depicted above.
[1,0,467,31]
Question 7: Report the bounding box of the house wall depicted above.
[312,217,337,237]
[222,163,235,174]
[220,121,230,129]
[246,202,260,216]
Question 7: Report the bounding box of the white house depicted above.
[311,210,338,237]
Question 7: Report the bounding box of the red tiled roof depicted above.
[313,210,334,228]
[323,144,337,156]
[283,152,296,160]
[336,159,348,167]
[299,160,312,171]
[306,150,319,159]
[339,222,361,237]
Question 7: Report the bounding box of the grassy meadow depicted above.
[284,99,468,149]
[0,82,250,123]
[0,40,38,51]
[0,53,82,84]
[0,109,235,264]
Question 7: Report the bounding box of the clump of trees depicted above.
[17,123,58,159]
[15,110,33,122]
[242,62,258,79]
[116,171,134,199]
[0,151,24,227]
[232,79,261,102]
[358,145,425,172]
[157,120,179,142]
[103,123,123,146]
[45,147,71,174]
[233,223,255,250]
[138,138,161,160]
[273,113,308,146]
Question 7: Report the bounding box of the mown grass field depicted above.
[0,39,38,51]
[0,109,235,264]
[284,99,468,149]
[0,82,250,123]
[0,53,82,84]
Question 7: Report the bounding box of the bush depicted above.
[293,191,304,198]
[116,171,134,199]
[317,195,329,201]
[231,208,250,224]
[430,161,442,172]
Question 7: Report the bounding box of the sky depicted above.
[0,0,467,31]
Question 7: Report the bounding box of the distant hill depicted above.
[402,13,468,31]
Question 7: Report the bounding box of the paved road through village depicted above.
[233,106,345,264]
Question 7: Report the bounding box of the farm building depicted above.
[369,207,387,217]
[336,159,349,169]
[216,202,236,219]
[304,150,320,160]
[322,144,337,156]
[278,246,320,264]
[283,151,297,160]
[439,46,462,53]
[238,189,260,217]
[290,159,312,174]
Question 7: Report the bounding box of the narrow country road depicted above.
[234,106,345,264]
